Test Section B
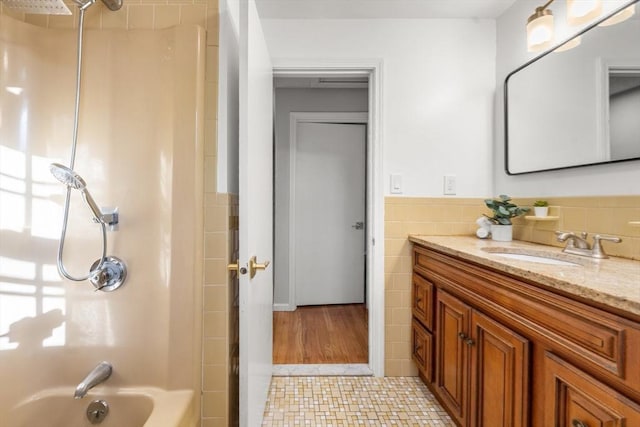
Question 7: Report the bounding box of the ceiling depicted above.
[255,0,519,20]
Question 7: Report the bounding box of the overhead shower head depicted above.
[0,0,71,15]
[0,0,123,14]
[50,163,103,221]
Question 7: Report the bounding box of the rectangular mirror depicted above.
[505,0,640,175]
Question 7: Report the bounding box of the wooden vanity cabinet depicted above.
[411,243,640,427]
[435,290,529,427]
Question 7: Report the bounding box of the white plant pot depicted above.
[491,224,513,242]
[534,206,549,217]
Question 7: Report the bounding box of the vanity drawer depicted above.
[544,352,640,427]
[412,273,434,331]
[412,319,433,382]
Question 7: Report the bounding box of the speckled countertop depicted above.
[409,235,640,317]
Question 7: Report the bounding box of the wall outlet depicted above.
[444,175,456,195]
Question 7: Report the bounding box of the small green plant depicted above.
[533,200,548,207]
[484,195,530,225]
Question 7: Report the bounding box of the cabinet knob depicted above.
[458,332,467,340]
[571,420,587,427]
[465,338,475,346]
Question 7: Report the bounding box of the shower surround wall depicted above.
[0,13,204,423]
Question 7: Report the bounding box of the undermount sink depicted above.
[481,247,583,267]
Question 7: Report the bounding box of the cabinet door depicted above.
[544,352,640,427]
[412,274,434,330]
[412,319,433,382]
[469,310,530,427]
[436,290,471,427]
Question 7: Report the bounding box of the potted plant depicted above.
[533,200,549,217]
[484,195,530,241]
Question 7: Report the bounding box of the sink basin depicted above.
[481,247,583,267]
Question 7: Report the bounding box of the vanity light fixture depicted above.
[566,0,602,26]
[527,0,555,52]
[599,3,635,26]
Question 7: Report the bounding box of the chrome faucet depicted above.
[74,361,112,399]
[555,231,621,259]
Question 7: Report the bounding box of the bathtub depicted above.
[8,387,195,427]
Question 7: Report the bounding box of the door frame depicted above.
[273,59,385,377]
[288,112,368,308]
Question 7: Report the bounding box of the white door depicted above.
[238,0,273,425]
[294,122,366,306]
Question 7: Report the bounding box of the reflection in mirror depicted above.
[505,0,640,174]
[610,70,640,160]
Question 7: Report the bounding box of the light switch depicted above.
[444,175,456,195]
[390,174,403,194]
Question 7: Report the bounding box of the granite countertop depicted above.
[409,235,640,317]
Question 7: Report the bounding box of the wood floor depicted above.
[273,304,368,364]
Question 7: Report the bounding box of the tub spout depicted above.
[74,361,112,399]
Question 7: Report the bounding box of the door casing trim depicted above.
[273,59,385,377]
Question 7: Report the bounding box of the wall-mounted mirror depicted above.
[505,0,640,175]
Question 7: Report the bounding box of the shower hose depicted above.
[55,1,107,282]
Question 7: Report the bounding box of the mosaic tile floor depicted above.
[262,376,455,426]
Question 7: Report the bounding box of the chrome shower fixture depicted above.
[49,163,118,226]
[21,0,127,289]
[50,163,125,289]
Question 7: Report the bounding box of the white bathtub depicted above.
[8,387,195,427]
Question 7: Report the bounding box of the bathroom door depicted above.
[238,1,273,426]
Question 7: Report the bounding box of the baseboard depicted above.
[273,303,296,312]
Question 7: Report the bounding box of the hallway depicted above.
[273,304,368,364]
[261,376,454,426]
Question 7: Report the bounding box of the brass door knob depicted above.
[227,260,247,275]
[249,256,270,279]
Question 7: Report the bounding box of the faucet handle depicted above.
[591,234,622,259]
[594,234,622,243]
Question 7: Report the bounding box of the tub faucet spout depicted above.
[74,361,112,399]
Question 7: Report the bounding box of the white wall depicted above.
[495,0,640,196]
[273,88,369,306]
[217,0,240,194]
[262,19,496,197]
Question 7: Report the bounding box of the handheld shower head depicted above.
[50,163,104,221]
[50,163,87,190]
